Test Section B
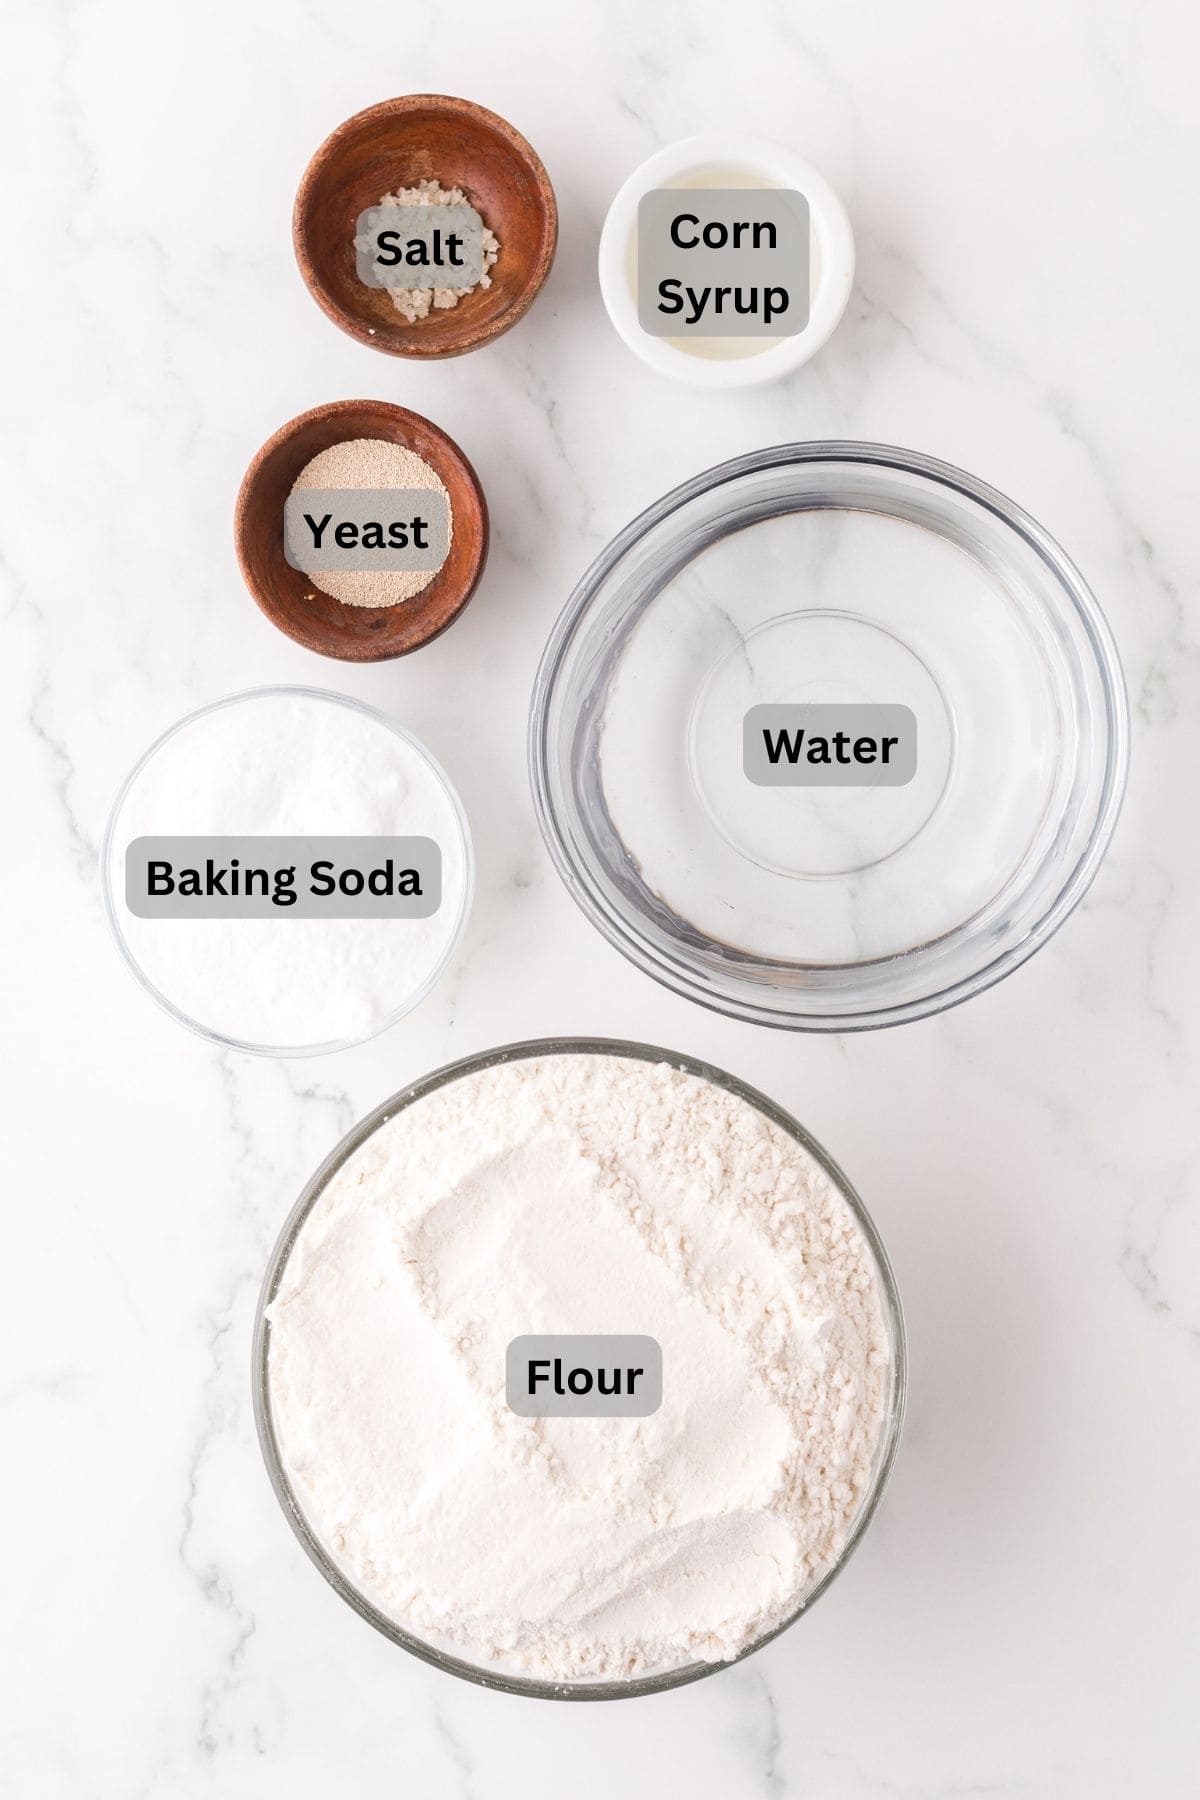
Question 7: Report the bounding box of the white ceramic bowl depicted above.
[598,133,854,388]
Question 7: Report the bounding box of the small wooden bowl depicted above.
[294,95,557,358]
[235,400,489,662]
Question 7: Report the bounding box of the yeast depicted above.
[300,512,431,552]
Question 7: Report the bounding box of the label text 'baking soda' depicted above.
[125,836,442,920]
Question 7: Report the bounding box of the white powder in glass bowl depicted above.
[103,688,471,1052]
[264,1048,897,1685]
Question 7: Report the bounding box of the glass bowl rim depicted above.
[251,1034,908,1702]
[528,439,1130,1032]
[99,683,475,1058]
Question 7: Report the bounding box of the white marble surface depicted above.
[3,3,1198,1794]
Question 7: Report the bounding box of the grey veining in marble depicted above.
[2,3,1197,1796]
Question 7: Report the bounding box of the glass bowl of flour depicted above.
[254,1038,906,1699]
[530,442,1128,1031]
[101,686,473,1055]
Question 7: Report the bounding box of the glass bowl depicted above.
[100,686,474,1057]
[253,1037,907,1701]
[530,443,1128,1031]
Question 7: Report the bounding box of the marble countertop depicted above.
[4,3,1198,1795]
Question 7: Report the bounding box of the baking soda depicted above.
[107,690,469,1051]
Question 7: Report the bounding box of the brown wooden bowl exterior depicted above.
[294,94,557,358]
[235,400,489,662]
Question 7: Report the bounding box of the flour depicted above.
[266,1050,891,1680]
[109,690,469,1051]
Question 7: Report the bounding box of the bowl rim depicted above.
[233,398,490,663]
[99,684,475,1057]
[528,440,1130,1031]
[252,1034,908,1700]
[597,132,854,388]
[293,92,558,359]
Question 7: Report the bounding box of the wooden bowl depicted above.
[235,400,489,661]
[294,95,557,358]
